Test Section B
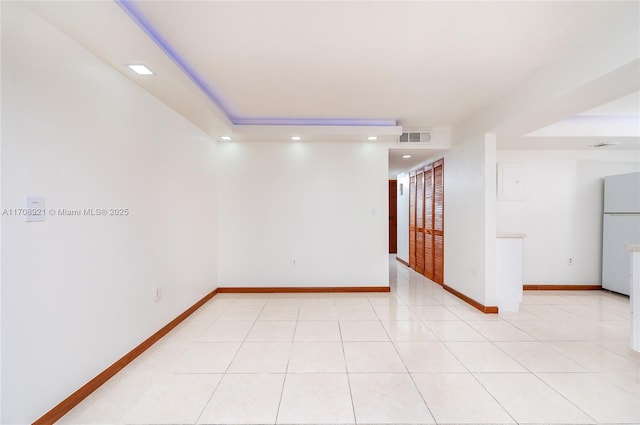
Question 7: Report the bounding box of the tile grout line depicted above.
[410,295,518,425]
[112,296,238,425]
[370,296,439,425]
[273,300,302,425]
[527,372,599,424]
[467,294,605,425]
[192,297,268,425]
[337,309,358,425]
[59,270,637,425]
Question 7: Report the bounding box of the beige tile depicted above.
[549,341,640,374]
[57,260,636,425]
[339,320,389,341]
[413,305,461,321]
[198,320,254,342]
[257,305,300,320]
[413,373,515,424]
[334,296,371,306]
[349,373,434,424]
[298,304,339,320]
[424,320,486,341]
[496,341,587,372]
[336,304,378,320]
[538,372,640,424]
[557,304,627,321]
[600,370,640,395]
[277,374,354,424]
[467,320,535,341]
[521,294,560,305]
[197,374,284,424]
[381,320,438,341]
[368,295,407,306]
[394,341,466,372]
[227,342,291,373]
[404,295,444,306]
[121,373,221,424]
[266,296,303,306]
[445,342,527,372]
[172,342,240,373]
[217,305,263,321]
[522,304,580,322]
[343,341,405,372]
[509,319,583,341]
[245,320,296,342]
[293,320,341,341]
[288,342,346,373]
[499,309,544,321]
[602,304,632,319]
[231,295,270,306]
[475,373,594,424]
[373,305,419,320]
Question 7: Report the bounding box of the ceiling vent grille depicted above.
[399,131,431,144]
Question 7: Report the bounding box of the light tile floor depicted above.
[57,257,640,424]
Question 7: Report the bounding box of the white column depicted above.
[627,245,640,352]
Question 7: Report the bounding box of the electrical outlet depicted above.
[568,258,573,265]
[154,288,161,302]
[292,259,297,267]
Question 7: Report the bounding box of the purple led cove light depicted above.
[234,117,397,126]
[115,0,233,115]
[115,0,397,127]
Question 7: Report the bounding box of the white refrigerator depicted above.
[602,172,640,295]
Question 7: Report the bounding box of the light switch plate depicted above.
[25,196,45,222]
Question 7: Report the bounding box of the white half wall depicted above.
[497,149,640,285]
[217,141,389,287]
[444,134,496,306]
[1,4,218,423]
[396,173,410,263]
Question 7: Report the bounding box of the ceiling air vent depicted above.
[399,131,431,144]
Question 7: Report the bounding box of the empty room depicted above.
[2,1,639,424]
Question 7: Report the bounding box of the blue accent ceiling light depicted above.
[115,0,397,128]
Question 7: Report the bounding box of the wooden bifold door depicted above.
[408,159,444,285]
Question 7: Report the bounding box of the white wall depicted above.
[497,149,640,285]
[218,141,388,287]
[444,134,496,305]
[1,4,218,423]
[396,173,410,263]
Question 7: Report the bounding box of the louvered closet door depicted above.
[433,160,444,284]
[415,170,425,274]
[423,166,434,280]
[409,172,417,268]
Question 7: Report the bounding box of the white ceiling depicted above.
[523,91,640,149]
[389,148,445,177]
[119,1,631,128]
[23,0,640,164]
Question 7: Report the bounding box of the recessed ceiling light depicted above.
[291,136,302,141]
[220,136,232,141]
[368,136,378,141]
[402,155,412,159]
[127,64,154,76]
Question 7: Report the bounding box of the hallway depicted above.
[58,258,639,424]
